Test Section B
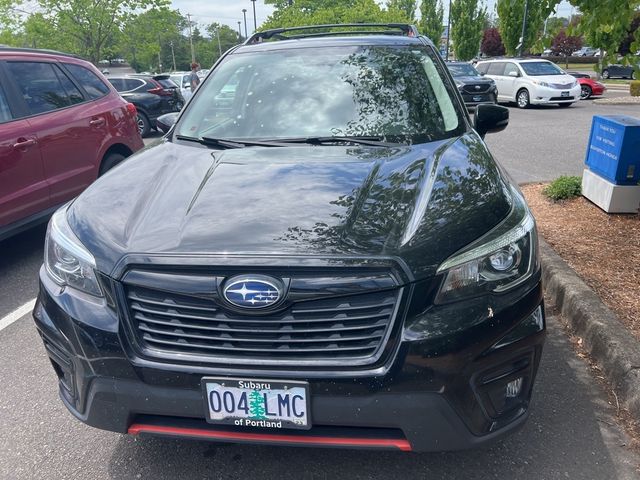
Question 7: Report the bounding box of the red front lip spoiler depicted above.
[128,423,412,451]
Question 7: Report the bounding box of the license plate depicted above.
[202,377,311,430]
[473,95,485,102]
[561,91,570,97]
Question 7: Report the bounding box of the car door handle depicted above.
[13,138,37,149]
[89,118,106,127]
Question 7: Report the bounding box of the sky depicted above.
[170,0,579,35]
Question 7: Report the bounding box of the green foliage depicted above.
[497,0,553,55]
[419,0,444,44]
[631,80,640,97]
[542,176,582,201]
[261,0,411,30]
[450,0,486,60]
[387,0,417,21]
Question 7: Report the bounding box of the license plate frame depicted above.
[201,377,312,430]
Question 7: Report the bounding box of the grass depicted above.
[542,176,582,201]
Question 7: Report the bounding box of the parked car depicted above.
[601,62,637,79]
[567,72,606,99]
[106,74,184,137]
[446,61,498,108]
[476,58,581,108]
[0,47,143,241]
[168,72,194,101]
[572,47,597,57]
[34,24,546,453]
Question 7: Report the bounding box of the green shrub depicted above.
[542,176,582,201]
[631,80,640,97]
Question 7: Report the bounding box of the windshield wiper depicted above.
[270,136,398,147]
[176,135,289,149]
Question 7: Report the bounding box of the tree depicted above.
[481,27,506,57]
[36,0,169,63]
[249,390,266,420]
[450,0,486,61]
[387,0,416,21]
[205,22,242,65]
[419,0,444,45]
[619,13,640,55]
[496,0,550,55]
[552,29,583,66]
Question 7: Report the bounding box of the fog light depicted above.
[505,377,523,398]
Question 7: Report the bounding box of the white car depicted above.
[168,72,194,101]
[475,58,581,108]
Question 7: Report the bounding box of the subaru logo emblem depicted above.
[223,275,283,309]
[474,85,481,90]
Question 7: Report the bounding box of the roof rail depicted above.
[0,45,80,59]
[244,23,420,45]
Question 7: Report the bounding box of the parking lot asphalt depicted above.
[2,93,640,479]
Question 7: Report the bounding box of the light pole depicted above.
[251,0,257,32]
[237,21,242,41]
[242,9,248,38]
[445,0,452,60]
[169,41,177,71]
[187,13,195,64]
[215,27,222,57]
[517,0,530,57]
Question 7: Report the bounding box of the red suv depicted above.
[0,47,144,241]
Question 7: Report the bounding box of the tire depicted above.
[558,103,573,108]
[516,89,530,109]
[580,85,592,100]
[602,69,610,79]
[99,152,126,176]
[632,71,637,80]
[136,112,151,137]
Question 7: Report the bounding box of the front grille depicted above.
[463,84,491,93]
[124,284,400,365]
[550,82,574,89]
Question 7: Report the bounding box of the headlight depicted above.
[435,192,537,304]
[532,79,549,87]
[45,206,102,297]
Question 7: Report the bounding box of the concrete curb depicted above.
[540,239,640,419]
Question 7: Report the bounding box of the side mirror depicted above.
[474,104,509,138]
[508,70,519,78]
[156,112,179,134]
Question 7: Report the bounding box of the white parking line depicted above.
[0,299,36,332]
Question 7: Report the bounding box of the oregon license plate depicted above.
[561,91,570,97]
[202,377,311,430]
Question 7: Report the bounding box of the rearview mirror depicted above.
[508,71,519,77]
[156,112,179,134]
[474,104,509,138]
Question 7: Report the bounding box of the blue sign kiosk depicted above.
[583,115,640,213]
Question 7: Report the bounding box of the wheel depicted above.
[558,103,573,108]
[516,89,530,109]
[136,112,151,137]
[580,85,592,100]
[632,71,637,80]
[99,152,126,176]
[602,69,610,79]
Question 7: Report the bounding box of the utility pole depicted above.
[187,13,196,64]
[242,9,248,38]
[216,27,222,57]
[517,0,530,57]
[445,0,452,60]
[251,0,257,32]
[169,41,177,71]
[237,21,242,40]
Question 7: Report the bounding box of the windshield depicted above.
[176,45,464,144]
[447,63,480,77]
[520,61,564,76]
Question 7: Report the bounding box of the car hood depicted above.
[529,74,577,85]
[69,135,512,281]
[454,75,494,84]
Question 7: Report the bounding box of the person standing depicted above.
[190,62,201,91]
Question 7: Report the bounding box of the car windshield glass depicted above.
[520,61,564,76]
[176,45,464,144]
[448,63,479,77]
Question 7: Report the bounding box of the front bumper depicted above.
[33,266,545,452]
[529,85,582,104]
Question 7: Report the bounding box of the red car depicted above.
[569,72,607,99]
[0,47,144,241]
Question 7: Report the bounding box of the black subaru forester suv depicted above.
[34,24,545,452]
